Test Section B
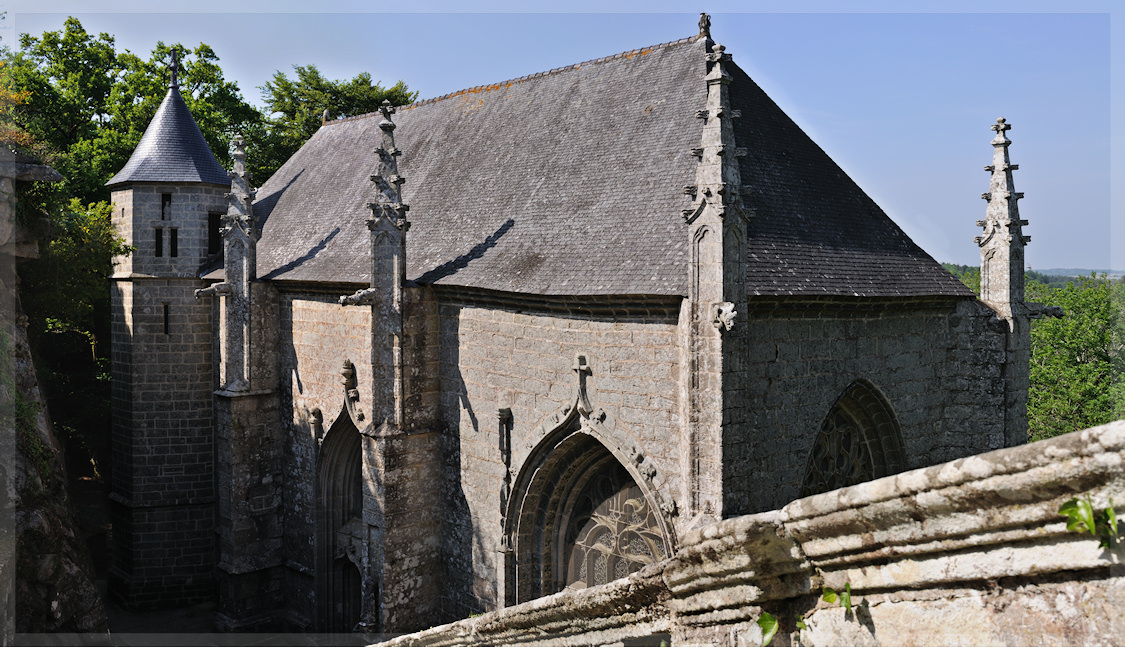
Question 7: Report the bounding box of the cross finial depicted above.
[379,99,396,120]
[699,12,711,38]
[169,49,180,89]
[991,117,1011,133]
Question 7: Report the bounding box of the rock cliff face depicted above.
[6,314,109,634]
[1,151,108,637]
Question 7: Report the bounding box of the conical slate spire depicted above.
[106,80,229,187]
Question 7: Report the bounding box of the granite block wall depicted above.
[214,390,284,631]
[108,276,216,610]
[277,291,373,628]
[110,185,227,279]
[724,297,1009,516]
[437,300,684,618]
[378,287,443,631]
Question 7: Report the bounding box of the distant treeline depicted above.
[941,263,1110,290]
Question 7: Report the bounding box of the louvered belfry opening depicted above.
[800,380,906,497]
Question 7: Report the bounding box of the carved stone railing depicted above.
[377,421,1125,646]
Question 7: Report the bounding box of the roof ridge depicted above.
[325,34,703,127]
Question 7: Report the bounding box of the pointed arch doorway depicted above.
[315,412,367,633]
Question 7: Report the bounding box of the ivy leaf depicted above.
[842,582,853,613]
[1077,497,1097,536]
[757,612,779,646]
[1059,498,1085,532]
[795,614,807,631]
[822,587,838,604]
[1098,498,1118,549]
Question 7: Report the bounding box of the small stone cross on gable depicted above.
[992,117,1011,133]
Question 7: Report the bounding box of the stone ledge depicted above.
[376,422,1125,646]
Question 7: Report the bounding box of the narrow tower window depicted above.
[208,213,223,255]
[162,303,170,335]
[161,193,172,220]
[155,228,163,257]
[170,228,178,257]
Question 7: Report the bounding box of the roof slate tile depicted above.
[251,35,971,299]
[107,87,230,187]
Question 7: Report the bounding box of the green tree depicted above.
[12,19,262,205]
[942,262,980,293]
[8,16,418,479]
[1026,275,1120,441]
[15,199,130,478]
[18,199,131,344]
[256,64,416,181]
[11,18,124,204]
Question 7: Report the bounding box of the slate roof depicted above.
[729,66,972,297]
[251,35,971,299]
[107,86,231,187]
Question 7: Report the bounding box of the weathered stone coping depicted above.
[380,563,669,646]
[377,422,1124,645]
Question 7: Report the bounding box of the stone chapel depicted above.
[105,17,1051,634]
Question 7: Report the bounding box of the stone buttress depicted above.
[339,101,442,632]
[680,16,750,526]
[196,136,285,630]
[976,117,1061,446]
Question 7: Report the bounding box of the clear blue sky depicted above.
[6,1,1119,271]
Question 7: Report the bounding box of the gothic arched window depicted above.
[506,421,671,604]
[560,459,667,592]
[800,380,906,497]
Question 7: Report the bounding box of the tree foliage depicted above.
[18,200,131,342]
[8,16,415,478]
[1026,276,1123,441]
[256,64,416,181]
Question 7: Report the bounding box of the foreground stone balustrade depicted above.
[380,421,1125,646]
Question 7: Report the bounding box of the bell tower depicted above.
[107,52,230,609]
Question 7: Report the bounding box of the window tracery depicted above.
[507,423,671,604]
[800,380,906,498]
[562,463,666,591]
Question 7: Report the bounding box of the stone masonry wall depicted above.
[110,185,227,279]
[438,299,684,619]
[725,297,1008,516]
[379,286,443,631]
[277,290,373,628]
[108,276,216,609]
[214,390,284,631]
[380,427,443,631]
